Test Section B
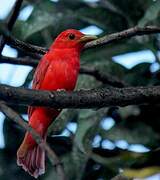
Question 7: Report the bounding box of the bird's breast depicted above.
[41,53,80,91]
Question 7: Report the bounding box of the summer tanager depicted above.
[17,29,97,178]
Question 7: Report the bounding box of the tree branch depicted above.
[80,66,127,87]
[0,101,66,180]
[4,33,48,55]
[0,55,38,67]
[0,0,23,53]
[7,0,23,30]
[1,26,160,55]
[85,26,160,49]
[0,55,126,87]
[0,84,160,108]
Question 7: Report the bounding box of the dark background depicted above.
[0,0,160,179]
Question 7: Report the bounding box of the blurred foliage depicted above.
[0,0,160,179]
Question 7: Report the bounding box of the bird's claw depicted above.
[56,89,66,92]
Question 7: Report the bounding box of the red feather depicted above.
[17,29,96,178]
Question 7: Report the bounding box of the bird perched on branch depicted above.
[17,29,97,178]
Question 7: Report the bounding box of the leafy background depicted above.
[0,0,160,179]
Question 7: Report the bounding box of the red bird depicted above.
[17,29,97,178]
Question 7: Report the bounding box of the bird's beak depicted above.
[79,35,97,43]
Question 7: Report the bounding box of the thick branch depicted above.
[0,84,160,108]
[0,101,66,180]
[1,26,160,55]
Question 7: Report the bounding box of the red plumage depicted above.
[17,29,97,178]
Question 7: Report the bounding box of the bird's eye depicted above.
[68,33,75,40]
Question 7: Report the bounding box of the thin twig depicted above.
[0,101,66,180]
[1,84,160,108]
[1,26,160,55]
[0,0,23,53]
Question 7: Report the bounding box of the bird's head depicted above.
[51,29,97,51]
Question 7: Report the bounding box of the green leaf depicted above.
[76,74,102,90]
[124,63,152,86]
[71,109,107,180]
[123,166,160,178]
[74,109,100,153]
[99,121,159,146]
[138,0,160,27]
[108,0,153,25]
[91,149,144,169]
[20,9,56,40]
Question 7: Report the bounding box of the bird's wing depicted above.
[28,56,50,118]
[32,56,50,90]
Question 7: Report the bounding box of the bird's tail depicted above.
[17,108,60,178]
[17,132,46,178]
